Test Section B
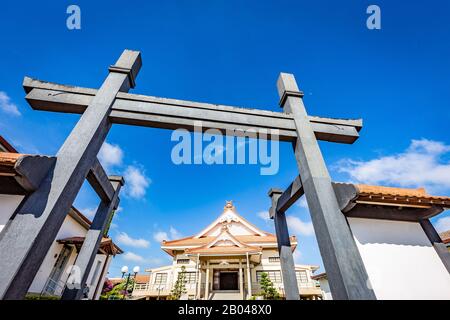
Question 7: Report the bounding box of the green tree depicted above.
[259,272,280,300]
[170,266,187,300]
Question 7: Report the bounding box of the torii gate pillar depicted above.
[277,73,376,300]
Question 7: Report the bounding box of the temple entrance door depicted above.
[219,271,238,290]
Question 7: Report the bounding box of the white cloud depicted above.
[286,216,315,236]
[80,207,97,219]
[147,257,164,266]
[296,197,308,209]
[293,250,302,263]
[337,139,450,193]
[98,142,123,171]
[116,232,150,248]
[98,143,151,199]
[153,226,182,243]
[435,216,450,233]
[115,206,123,214]
[0,91,21,116]
[153,231,169,243]
[124,165,150,198]
[123,252,145,263]
[169,226,182,239]
[257,210,270,222]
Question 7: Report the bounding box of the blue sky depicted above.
[1,1,450,277]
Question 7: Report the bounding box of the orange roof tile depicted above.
[355,184,450,207]
[134,274,150,284]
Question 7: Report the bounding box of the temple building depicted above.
[132,201,321,300]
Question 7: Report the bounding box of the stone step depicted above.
[209,291,242,300]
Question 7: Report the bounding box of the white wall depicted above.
[85,254,107,299]
[93,255,112,300]
[0,194,24,233]
[204,221,255,237]
[28,214,88,294]
[348,217,450,300]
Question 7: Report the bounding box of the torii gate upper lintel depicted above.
[0,49,372,300]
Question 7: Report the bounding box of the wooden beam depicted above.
[23,78,362,144]
[277,73,376,300]
[0,50,141,299]
[273,179,357,215]
[274,175,304,214]
[86,158,115,202]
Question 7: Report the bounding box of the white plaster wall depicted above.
[205,222,254,237]
[0,194,24,233]
[85,254,107,299]
[348,217,450,300]
[28,214,88,294]
[260,249,280,265]
[93,255,112,300]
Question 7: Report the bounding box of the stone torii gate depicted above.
[0,49,375,300]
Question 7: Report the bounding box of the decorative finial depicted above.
[225,200,234,209]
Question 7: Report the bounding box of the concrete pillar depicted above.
[276,73,376,300]
[93,254,112,300]
[246,253,252,298]
[196,260,202,299]
[205,261,210,300]
[239,260,244,299]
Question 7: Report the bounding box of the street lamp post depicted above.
[121,265,140,300]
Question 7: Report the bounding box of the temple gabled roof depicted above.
[193,201,269,238]
[161,201,297,257]
[185,228,262,255]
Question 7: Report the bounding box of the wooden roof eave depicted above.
[333,183,449,222]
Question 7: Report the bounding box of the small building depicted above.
[0,135,123,299]
[313,184,450,300]
[132,201,321,300]
[311,273,331,300]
